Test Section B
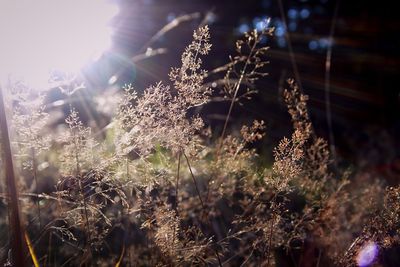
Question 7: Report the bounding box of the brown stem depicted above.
[0,86,26,267]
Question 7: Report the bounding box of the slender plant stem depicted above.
[31,148,42,229]
[215,250,223,267]
[277,0,304,93]
[78,177,92,253]
[182,153,223,267]
[0,86,26,267]
[47,232,52,267]
[175,152,182,208]
[265,194,278,267]
[68,102,92,256]
[324,0,341,166]
[183,152,205,210]
[126,156,130,179]
[207,36,259,204]
[170,152,182,259]
[298,241,305,266]
[240,249,254,267]
[289,248,298,267]
[265,212,276,267]
[216,39,258,159]
[316,249,322,267]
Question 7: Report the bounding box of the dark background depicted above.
[83,0,400,178]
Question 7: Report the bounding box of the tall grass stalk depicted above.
[0,86,26,267]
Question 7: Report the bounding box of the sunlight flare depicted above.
[0,0,118,88]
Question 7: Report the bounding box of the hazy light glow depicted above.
[0,0,118,88]
[356,242,378,267]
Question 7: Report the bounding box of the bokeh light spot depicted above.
[300,8,311,19]
[356,242,378,267]
[308,40,318,50]
[288,8,298,20]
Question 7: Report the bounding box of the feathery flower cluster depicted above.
[59,109,97,176]
[116,26,212,157]
[12,89,50,171]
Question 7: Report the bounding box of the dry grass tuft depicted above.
[0,22,397,267]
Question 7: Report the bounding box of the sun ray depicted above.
[0,0,118,89]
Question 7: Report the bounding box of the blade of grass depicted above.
[25,231,40,267]
[115,243,125,267]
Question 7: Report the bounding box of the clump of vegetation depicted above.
[0,22,399,267]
